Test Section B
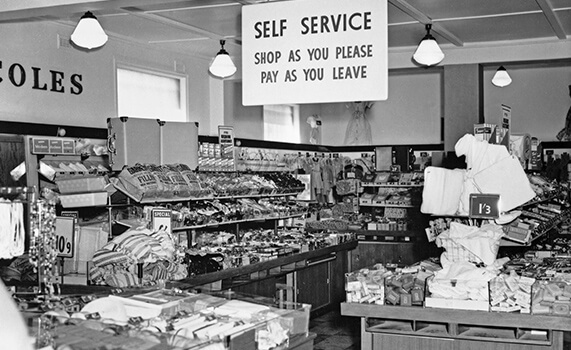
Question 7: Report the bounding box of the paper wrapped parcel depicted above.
[421,134,536,216]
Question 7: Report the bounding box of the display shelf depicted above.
[341,302,570,350]
[172,213,305,232]
[113,185,301,204]
[341,303,571,332]
[361,183,423,188]
[358,203,416,208]
[354,230,416,243]
[499,238,530,247]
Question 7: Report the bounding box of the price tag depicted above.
[469,194,500,219]
[55,216,76,258]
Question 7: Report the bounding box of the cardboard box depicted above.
[59,192,108,208]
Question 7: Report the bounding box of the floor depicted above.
[309,308,361,350]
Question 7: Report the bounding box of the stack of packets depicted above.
[489,271,535,313]
[531,279,571,316]
[385,260,441,307]
[345,264,390,305]
[345,260,441,306]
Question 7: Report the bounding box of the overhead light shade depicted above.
[209,40,237,79]
[71,11,108,49]
[492,66,512,87]
[412,24,444,66]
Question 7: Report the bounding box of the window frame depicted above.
[114,61,189,122]
[263,104,300,143]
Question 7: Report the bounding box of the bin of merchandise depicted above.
[489,271,535,313]
[531,279,571,317]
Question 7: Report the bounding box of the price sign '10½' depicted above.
[469,194,500,219]
[55,217,76,258]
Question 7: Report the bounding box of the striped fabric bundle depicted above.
[150,229,175,259]
[114,232,155,261]
[89,226,186,287]
[105,272,139,288]
[92,250,133,268]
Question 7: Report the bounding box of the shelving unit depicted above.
[352,172,431,269]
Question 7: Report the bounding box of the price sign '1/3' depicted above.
[55,217,76,258]
[469,194,500,219]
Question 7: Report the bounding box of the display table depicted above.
[341,303,571,350]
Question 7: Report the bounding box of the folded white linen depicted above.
[421,166,465,215]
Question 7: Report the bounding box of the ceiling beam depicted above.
[0,0,211,21]
[126,11,226,41]
[388,0,463,46]
[535,0,567,40]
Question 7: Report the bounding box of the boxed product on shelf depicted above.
[345,264,391,305]
[531,279,571,316]
[384,269,426,307]
[359,192,375,205]
[489,271,535,313]
[56,175,109,194]
[59,191,108,208]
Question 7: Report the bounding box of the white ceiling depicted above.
[1,0,570,62]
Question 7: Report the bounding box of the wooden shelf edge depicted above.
[340,303,571,332]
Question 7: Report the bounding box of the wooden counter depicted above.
[57,241,357,306]
[341,302,571,350]
[169,241,357,290]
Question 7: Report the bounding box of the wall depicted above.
[0,21,211,134]
[227,69,442,146]
[1,19,569,146]
[226,39,570,146]
[310,69,442,146]
[224,80,263,140]
[483,63,571,142]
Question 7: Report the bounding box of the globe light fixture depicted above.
[209,40,237,79]
[492,66,512,87]
[413,24,445,66]
[71,11,108,50]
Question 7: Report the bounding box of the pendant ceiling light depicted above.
[71,11,108,50]
[209,40,237,79]
[412,24,445,66]
[492,66,512,87]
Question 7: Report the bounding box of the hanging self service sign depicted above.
[241,0,388,106]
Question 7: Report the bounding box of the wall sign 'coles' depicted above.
[0,60,83,95]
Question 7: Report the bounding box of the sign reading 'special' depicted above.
[242,0,388,106]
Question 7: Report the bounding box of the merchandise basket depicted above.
[435,234,500,264]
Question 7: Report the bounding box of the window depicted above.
[263,104,300,143]
[116,65,187,122]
